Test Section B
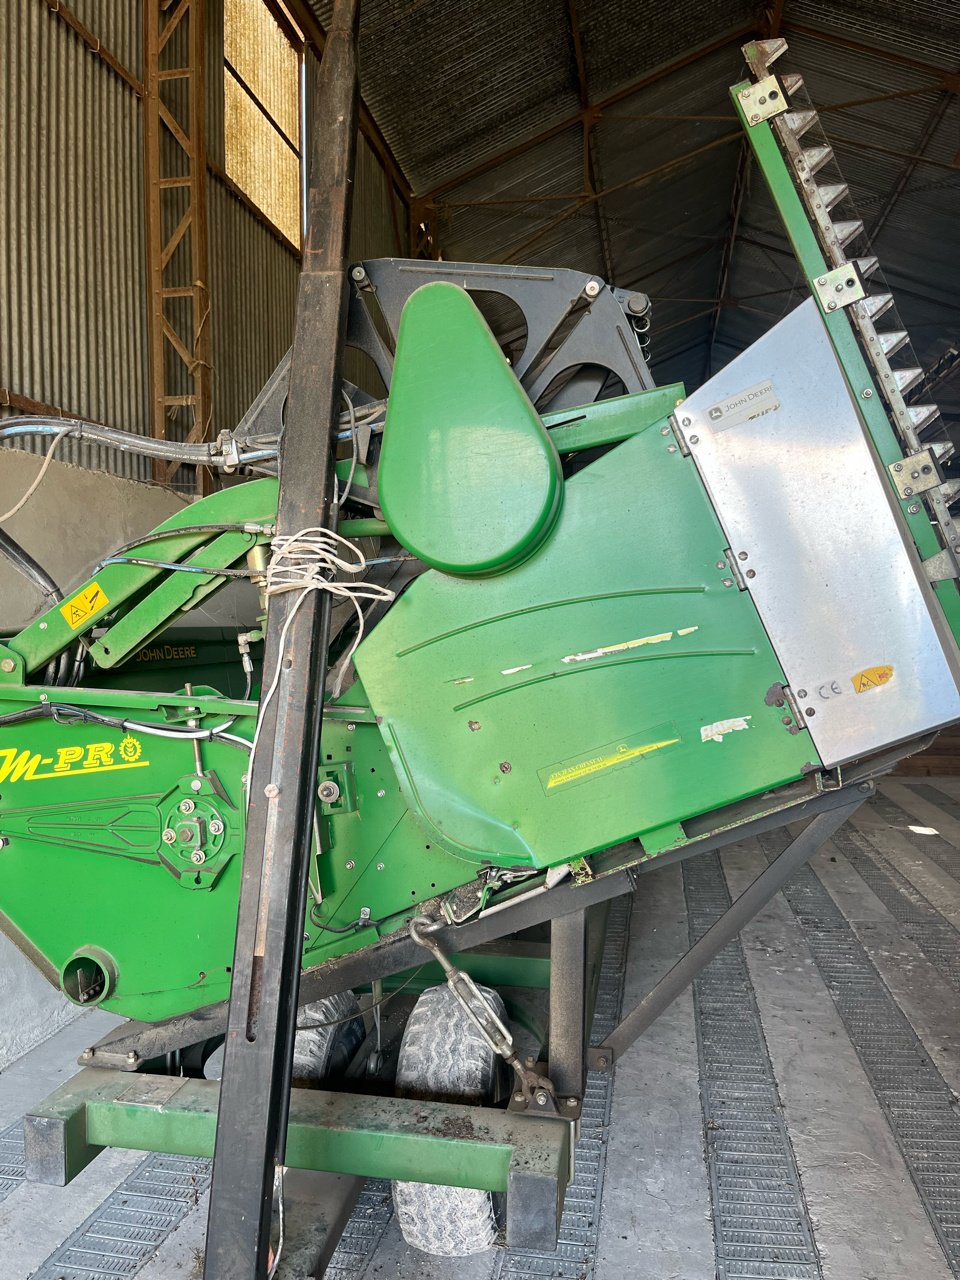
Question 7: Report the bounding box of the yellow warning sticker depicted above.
[59,581,109,630]
[851,664,894,694]
[539,723,681,795]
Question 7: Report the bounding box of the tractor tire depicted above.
[392,984,508,1256]
[293,990,365,1085]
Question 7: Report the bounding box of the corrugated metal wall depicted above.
[2,0,404,477]
[0,0,149,477]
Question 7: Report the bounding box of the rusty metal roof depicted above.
[307,0,960,430]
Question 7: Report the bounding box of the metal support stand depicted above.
[587,798,863,1071]
[549,909,588,1099]
[202,2,361,1276]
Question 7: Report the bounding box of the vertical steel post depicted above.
[548,909,588,1099]
[202,2,360,1275]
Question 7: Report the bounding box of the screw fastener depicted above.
[0,659,14,673]
[190,850,206,865]
[162,828,177,844]
[209,818,224,835]
[264,783,280,798]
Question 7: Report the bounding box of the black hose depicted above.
[0,527,62,602]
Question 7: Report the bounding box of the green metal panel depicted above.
[543,383,685,452]
[358,393,819,866]
[378,282,563,576]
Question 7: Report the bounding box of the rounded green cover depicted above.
[378,282,562,575]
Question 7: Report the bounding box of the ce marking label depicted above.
[817,680,843,699]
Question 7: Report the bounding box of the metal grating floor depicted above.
[31,1152,212,1280]
[683,853,821,1280]
[5,779,960,1279]
[0,1122,24,1204]
[759,824,960,1276]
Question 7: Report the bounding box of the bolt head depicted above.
[535,1090,548,1105]
[861,388,873,399]
[908,503,920,514]
[346,723,355,732]
[796,689,808,698]
[499,762,512,774]
[190,779,202,792]
[264,783,280,798]
[689,434,699,445]
[597,1055,608,1069]
[81,1048,93,1061]
[350,264,366,281]
[39,621,47,630]
[0,659,15,673]
[566,1097,578,1107]
[903,487,914,497]
[681,417,691,427]
[318,780,341,803]
[162,828,177,844]
[514,1092,524,1103]
[893,462,903,472]
[209,818,224,835]
[126,1051,138,1063]
[376,862,385,871]
[722,578,734,588]
[660,425,670,435]
[346,859,355,870]
[190,850,206,865]
[179,798,195,814]
[746,568,756,579]
[817,277,827,286]
[584,279,601,298]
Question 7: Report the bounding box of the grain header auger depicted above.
[4,31,960,1267]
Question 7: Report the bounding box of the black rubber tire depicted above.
[293,990,365,1086]
[392,984,508,1256]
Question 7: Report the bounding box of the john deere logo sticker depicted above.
[851,664,894,694]
[59,581,109,630]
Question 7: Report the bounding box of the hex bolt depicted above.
[179,798,195,815]
[835,283,844,292]
[126,1051,138,1064]
[893,462,903,472]
[535,1090,549,1106]
[346,723,356,732]
[566,1097,578,1107]
[468,720,481,731]
[861,388,873,399]
[376,862,385,871]
[908,503,921,514]
[39,621,47,630]
[264,783,280,798]
[318,780,341,804]
[903,487,914,497]
[758,95,767,105]
[162,828,177,844]
[345,859,355,870]
[910,470,920,480]
[377,788,386,797]
[191,850,206,865]
[817,277,827,286]
[514,1092,524,1103]
[80,1048,93,1061]
[359,907,372,920]
[0,659,15,673]
[209,818,224,836]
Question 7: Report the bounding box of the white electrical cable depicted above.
[266,1164,285,1280]
[247,526,395,777]
[0,427,72,523]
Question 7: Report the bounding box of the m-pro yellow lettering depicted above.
[54,746,85,772]
[85,743,115,768]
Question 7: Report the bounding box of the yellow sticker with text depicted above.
[59,581,109,630]
[851,664,894,694]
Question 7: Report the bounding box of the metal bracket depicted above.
[888,449,941,499]
[737,75,788,125]
[813,264,865,313]
[922,547,960,583]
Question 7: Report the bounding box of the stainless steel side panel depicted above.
[677,298,960,767]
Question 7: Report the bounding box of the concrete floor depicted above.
[4,776,960,1279]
